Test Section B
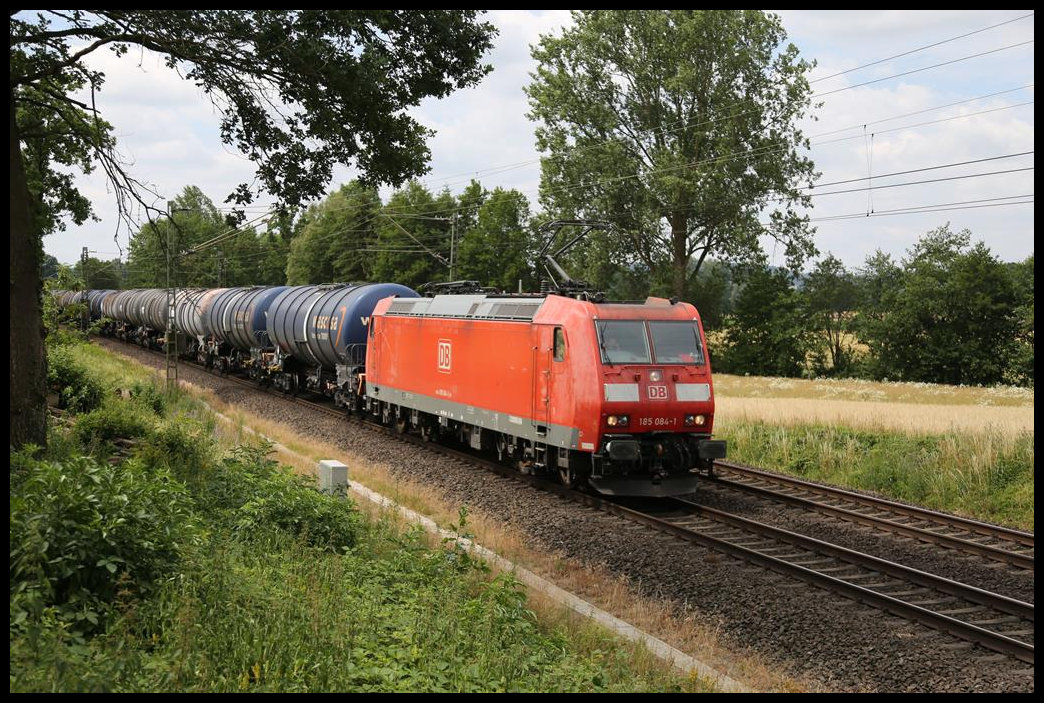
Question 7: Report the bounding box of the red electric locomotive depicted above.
[363,292,726,496]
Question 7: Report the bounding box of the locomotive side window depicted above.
[597,321,651,364]
[553,327,566,362]
[649,321,705,365]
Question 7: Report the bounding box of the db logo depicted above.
[647,385,668,400]
[438,339,452,373]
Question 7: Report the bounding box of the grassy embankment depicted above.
[11,338,712,693]
[712,374,1034,530]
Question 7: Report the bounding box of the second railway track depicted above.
[707,461,1034,571]
[604,495,1034,665]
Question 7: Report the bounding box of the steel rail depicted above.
[706,469,1033,570]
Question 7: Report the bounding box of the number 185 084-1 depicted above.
[638,417,677,427]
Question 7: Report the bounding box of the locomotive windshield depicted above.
[597,321,651,364]
[649,321,705,365]
[597,320,705,365]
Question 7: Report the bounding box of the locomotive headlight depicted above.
[607,414,629,427]
[649,370,663,382]
[684,414,707,426]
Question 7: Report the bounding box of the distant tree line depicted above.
[51,180,1032,389]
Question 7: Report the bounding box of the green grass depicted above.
[718,420,1034,530]
[15,523,685,693]
[11,470,693,692]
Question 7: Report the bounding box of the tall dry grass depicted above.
[716,396,1033,437]
[714,373,1033,408]
[712,374,1034,530]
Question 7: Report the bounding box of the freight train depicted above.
[56,272,725,497]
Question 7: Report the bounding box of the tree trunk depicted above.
[10,93,48,449]
[669,212,688,300]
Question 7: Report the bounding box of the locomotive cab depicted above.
[590,309,727,496]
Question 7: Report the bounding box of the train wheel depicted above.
[559,466,579,489]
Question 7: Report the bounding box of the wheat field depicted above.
[713,375,1033,437]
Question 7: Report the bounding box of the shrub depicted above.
[217,444,359,551]
[235,471,360,552]
[129,380,167,416]
[136,418,213,484]
[74,403,154,452]
[9,452,202,636]
[47,344,107,414]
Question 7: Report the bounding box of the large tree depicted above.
[526,10,819,300]
[11,10,496,447]
[125,185,277,289]
[11,42,108,448]
[717,262,814,378]
[370,181,457,289]
[125,186,225,288]
[1006,255,1034,386]
[802,254,859,376]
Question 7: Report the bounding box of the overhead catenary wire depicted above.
[257,99,1034,254]
[808,11,1034,84]
[809,196,1033,222]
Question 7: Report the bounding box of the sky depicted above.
[43,10,1034,272]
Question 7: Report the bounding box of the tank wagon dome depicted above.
[140,289,170,331]
[128,289,172,330]
[203,287,254,346]
[126,289,149,324]
[122,288,169,330]
[105,289,144,324]
[58,290,81,308]
[100,289,129,321]
[268,282,419,369]
[172,289,203,337]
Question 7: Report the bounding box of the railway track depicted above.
[604,496,1034,665]
[100,338,1036,667]
[708,462,1034,571]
